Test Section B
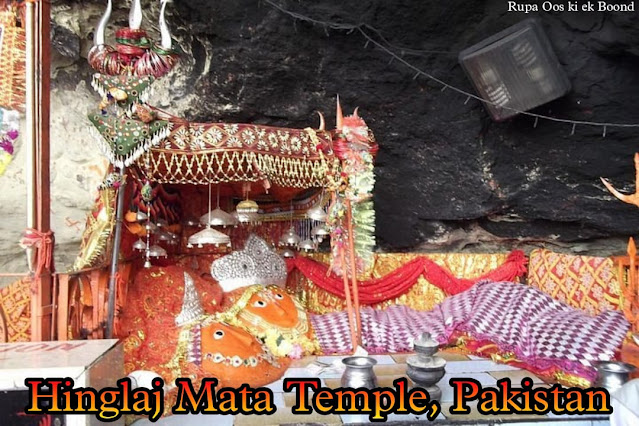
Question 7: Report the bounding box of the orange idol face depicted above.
[195,319,282,387]
[200,320,278,370]
[243,286,300,329]
[225,285,318,357]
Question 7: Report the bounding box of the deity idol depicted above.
[119,266,288,393]
[211,235,320,357]
[169,273,286,388]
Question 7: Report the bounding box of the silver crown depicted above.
[175,272,204,326]
[210,234,287,292]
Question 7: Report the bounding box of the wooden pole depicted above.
[332,192,357,351]
[24,0,36,272]
[339,250,358,352]
[628,238,638,333]
[629,238,636,302]
[345,199,362,345]
[28,0,53,341]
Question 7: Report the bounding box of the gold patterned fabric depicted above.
[527,249,621,314]
[136,123,338,187]
[72,188,116,271]
[0,279,31,342]
[288,252,513,313]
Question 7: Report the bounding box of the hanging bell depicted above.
[133,238,146,251]
[299,239,315,252]
[279,226,301,247]
[312,224,330,242]
[187,227,230,248]
[281,248,295,258]
[235,199,260,224]
[307,204,327,222]
[148,244,168,258]
[201,208,238,227]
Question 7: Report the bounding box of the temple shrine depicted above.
[0,0,638,425]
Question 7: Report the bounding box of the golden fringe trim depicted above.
[554,371,592,389]
[139,148,337,188]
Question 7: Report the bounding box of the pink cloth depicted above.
[311,281,630,382]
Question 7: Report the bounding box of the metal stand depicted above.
[106,167,127,338]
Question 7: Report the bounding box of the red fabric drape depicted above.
[286,251,527,304]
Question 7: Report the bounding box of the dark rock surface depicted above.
[51,0,639,255]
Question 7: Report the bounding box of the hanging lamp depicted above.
[148,244,168,258]
[299,239,315,252]
[200,185,238,227]
[135,210,148,222]
[132,238,146,250]
[307,204,327,222]
[280,226,301,247]
[299,218,315,252]
[235,187,260,224]
[167,232,179,245]
[307,190,327,221]
[278,200,301,247]
[156,229,172,242]
[188,183,231,248]
[312,223,330,243]
[281,248,295,258]
[183,217,200,227]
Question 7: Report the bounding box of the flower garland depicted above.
[216,285,320,358]
[328,109,377,277]
[0,109,19,176]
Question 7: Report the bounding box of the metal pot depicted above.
[341,356,378,389]
[413,332,439,357]
[406,365,446,386]
[595,361,636,394]
[406,354,447,387]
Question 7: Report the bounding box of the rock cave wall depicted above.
[1,0,639,275]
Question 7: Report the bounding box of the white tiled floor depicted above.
[133,352,611,425]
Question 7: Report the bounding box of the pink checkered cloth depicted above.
[310,281,629,381]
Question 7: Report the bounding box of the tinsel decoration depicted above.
[328,104,377,277]
[0,9,26,111]
[98,172,124,190]
[71,188,117,271]
[351,200,375,270]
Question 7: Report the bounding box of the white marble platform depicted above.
[133,350,612,425]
